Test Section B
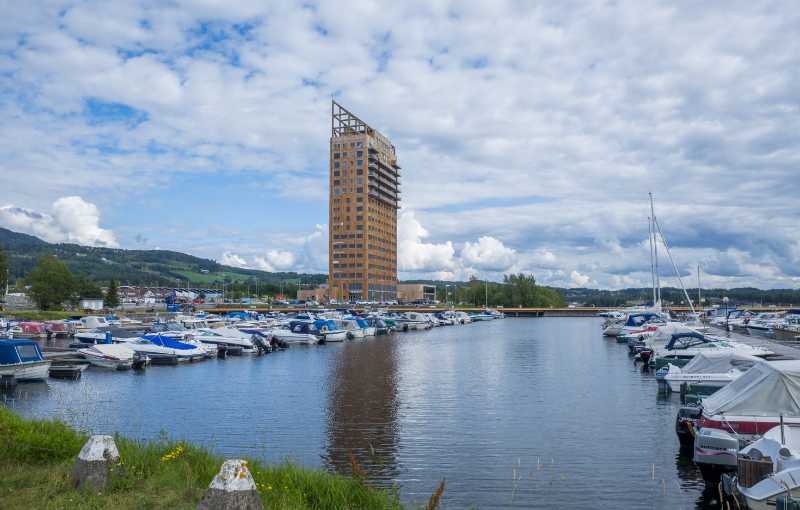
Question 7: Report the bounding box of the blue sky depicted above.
[0,1,798,288]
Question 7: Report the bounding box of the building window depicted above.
[334,153,340,159]
[356,159,363,167]
[334,170,340,176]
[356,150,363,157]
[334,162,340,168]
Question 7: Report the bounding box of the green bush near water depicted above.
[0,406,405,509]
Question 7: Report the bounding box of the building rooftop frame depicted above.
[331,100,371,137]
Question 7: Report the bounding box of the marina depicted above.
[2,313,795,508]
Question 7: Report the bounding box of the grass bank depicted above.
[5,310,79,321]
[0,406,407,510]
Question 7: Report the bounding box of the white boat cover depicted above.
[703,360,800,417]
[87,343,135,360]
[649,323,696,343]
[681,351,762,375]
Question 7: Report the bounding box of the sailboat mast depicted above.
[653,215,696,316]
[697,264,701,314]
[648,215,656,307]
[649,193,661,305]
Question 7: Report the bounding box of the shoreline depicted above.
[0,406,407,510]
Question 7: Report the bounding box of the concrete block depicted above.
[70,435,120,491]
[197,459,264,510]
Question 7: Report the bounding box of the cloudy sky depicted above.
[0,1,798,289]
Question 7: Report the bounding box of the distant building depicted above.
[298,285,328,303]
[3,292,33,309]
[79,298,104,311]
[328,101,400,303]
[397,284,436,304]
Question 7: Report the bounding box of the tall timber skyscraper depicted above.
[328,101,400,302]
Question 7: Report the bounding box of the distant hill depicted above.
[0,227,327,287]
[561,286,800,306]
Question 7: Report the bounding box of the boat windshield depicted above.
[15,344,40,361]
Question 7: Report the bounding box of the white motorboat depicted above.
[340,319,366,339]
[659,351,761,392]
[77,316,111,331]
[268,321,321,345]
[692,361,800,482]
[651,329,773,369]
[78,343,137,370]
[116,335,206,361]
[736,423,800,510]
[188,328,259,353]
[0,339,51,381]
[470,312,494,321]
[453,311,472,324]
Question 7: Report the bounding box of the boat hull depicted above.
[322,331,347,342]
[0,360,51,381]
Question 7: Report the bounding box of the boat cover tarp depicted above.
[665,332,708,350]
[0,339,43,364]
[650,323,696,343]
[141,335,196,350]
[624,312,664,327]
[89,344,134,359]
[681,351,762,375]
[314,319,339,331]
[703,360,800,417]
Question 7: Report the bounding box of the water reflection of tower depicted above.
[324,339,400,484]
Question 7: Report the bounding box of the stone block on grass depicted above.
[197,459,264,510]
[70,435,120,491]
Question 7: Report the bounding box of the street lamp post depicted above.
[723,296,730,333]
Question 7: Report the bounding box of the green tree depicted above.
[105,279,120,308]
[28,255,75,310]
[75,276,104,299]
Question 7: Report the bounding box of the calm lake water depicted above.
[3,317,717,509]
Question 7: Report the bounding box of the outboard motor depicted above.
[675,406,702,449]
[250,334,270,355]
[694,427,742,483]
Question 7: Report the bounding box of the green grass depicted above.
[0,407,407,510]
[5,310,79,320]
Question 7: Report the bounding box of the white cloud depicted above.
[220,252,248,268]
[218,224,328,274]
[0,196,118,247]
[398,210,456,273]
[253,250,296,272]
[461,236,516,272]
[0,2,798,288]
[569,270,592,288]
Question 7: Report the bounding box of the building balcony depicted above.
[368,171,398,189]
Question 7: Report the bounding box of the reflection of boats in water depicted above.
[672,451,719,510]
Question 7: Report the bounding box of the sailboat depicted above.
[603,197,669,338]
